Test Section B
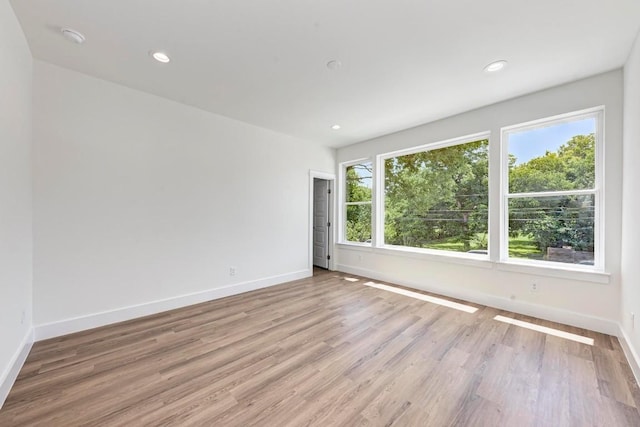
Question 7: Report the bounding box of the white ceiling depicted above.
[10,0,640,147]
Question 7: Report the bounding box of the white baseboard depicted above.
[0,328,34,410]
[618,325,640,387]
[336,264,619,336]
[34,269,311,341]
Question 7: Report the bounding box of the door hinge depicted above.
[327,221,331,227]
[327,254,331,260]
[328,188,332,194]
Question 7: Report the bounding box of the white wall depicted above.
[336,71,624,334]
[621,31,640,377]
[32,61,334,333]
[0,0,33,406]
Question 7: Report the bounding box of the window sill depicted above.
[337,241,373,249]
[336,243,492,269]
[496,260,610,284]
[335,244,611,284]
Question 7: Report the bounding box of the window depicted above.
[344,161,373,243]
[338,107,605,276]
[381,136,489,254]
[502,110,602,268]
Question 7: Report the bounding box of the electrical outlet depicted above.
[20,309,25,325]
[229,267,236,276]
[632,312,636,329]
[530,282,538,293]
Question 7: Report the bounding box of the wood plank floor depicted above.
[1,269,639,426]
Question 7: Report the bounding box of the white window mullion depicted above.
[499,127,511,262]
[373,154,385,248]
[507,189,596,199]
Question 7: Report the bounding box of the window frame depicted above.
[376,132,491,257]
[499,107,604,271]
[340,158,374,246]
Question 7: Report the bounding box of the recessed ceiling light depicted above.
[484,60,507,73]
[151,51,171,63]
[331,124,341,130]
[61,28,85,44]
[326,60,342,71]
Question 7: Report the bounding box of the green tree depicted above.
[345,164,372,242]
[508,134,595,253]
[384,140,489,251]
[509,134,595,193]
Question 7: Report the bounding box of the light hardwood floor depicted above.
[1,269,639,426]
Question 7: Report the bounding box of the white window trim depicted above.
[336,242,610,284]
[337,241,493,268]
[376,131,491,258]
[339,158,373,245]
[499,107,605,271]
[336,107,610,283]
[496,259,610,284]
[377,131,491,159]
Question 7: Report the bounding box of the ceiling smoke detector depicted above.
[61,28,85,44]
[326,60,342,71]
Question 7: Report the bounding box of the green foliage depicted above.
[384,140,489,251]
[469,233,488,250]
[509,134,595,193]
[508,134,595,253]
[346,204,371,242]
[345,164,372,242]
[346,132,595,257]
[346,164,372,203]
[508,234,543,259]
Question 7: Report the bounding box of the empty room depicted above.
[2,0,640,425]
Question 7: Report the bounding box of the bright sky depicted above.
[353,162,373,188]
[509,118,595,165]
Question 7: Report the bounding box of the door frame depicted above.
[308,170,336,271]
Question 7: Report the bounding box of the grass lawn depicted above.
[421,233,543,259]
[422,237,479,253]
[423,240,467,251]
[508,234,544,259]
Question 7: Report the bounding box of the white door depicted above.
[313,178,330,269]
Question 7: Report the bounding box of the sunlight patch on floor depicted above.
[344,277,360,282]
[362,281,478,313]
[494,315,594,345]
